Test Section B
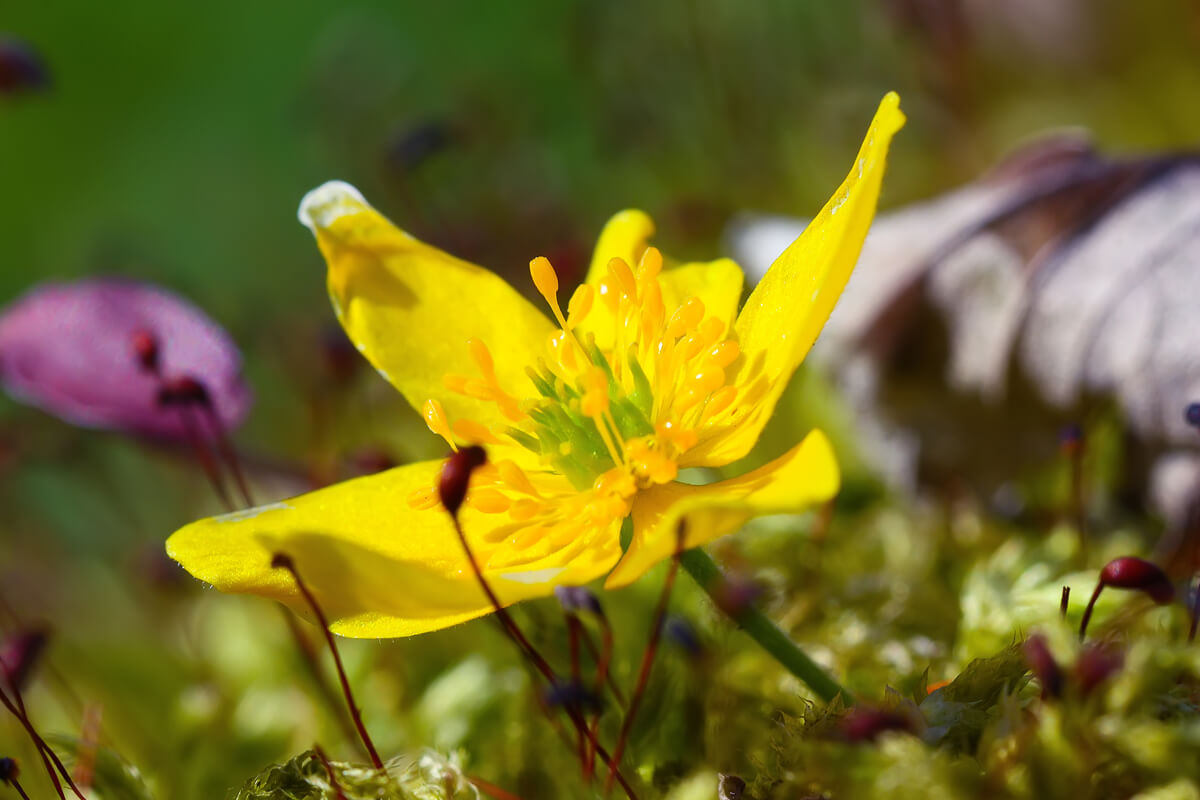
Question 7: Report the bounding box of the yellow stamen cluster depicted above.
[409,248,745,561]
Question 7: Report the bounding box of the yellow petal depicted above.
[166,461,621,638]
[298,181,555,434]
[689,93,905,466]
[604,429,839,589]
[579,209,745,347]
[584,209,657,287]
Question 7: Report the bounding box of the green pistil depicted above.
[517,347,656,490]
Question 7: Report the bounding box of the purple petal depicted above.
[0,278,252,441]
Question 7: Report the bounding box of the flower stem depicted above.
[679,547,852,704]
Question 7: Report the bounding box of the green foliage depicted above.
[234,750,477,800]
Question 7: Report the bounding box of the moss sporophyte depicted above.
[166,93,905,696]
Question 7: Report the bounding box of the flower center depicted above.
[406,247,742,559]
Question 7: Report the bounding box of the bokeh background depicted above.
[3,1,1200,798]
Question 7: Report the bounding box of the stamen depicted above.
[407,486,440,510]
[707,341,740,368]
[607,257,637,301]
[597,279,620,316]
[497,461,540,496]
[548,332,578,371]
[530,256,560,307]
[453,419,501,445]
[567,285,594,327]
[580,367,609,417]
[422,399,457,451]
[468,489,512,513]
[667,297,705,338]
[637,246,662,281]
[468,339,525,422]
[700,385,738,421]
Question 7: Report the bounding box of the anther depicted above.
[637,246,662,280]
[130,330,159,374]
[707,341,740,368]
[406,486,440,510]
[667,297,705,338]
[607,257,637,300]
[701,385,738,421]
[530,256,559,304]
[438,445,488,516]
[452,419,500,445]
[567,285,594,327]
[422,399,457,451]
[497,461,539,496]
[468,489,512,514]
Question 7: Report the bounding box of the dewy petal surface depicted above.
[605,429,839,589]
[298,181,555,431]
[688,93,905,466]
[166,461,621,638]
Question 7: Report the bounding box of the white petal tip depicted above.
[297,180,368,233]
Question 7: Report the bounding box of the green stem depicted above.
[680,547,853,705]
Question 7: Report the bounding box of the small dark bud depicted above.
[839,707,917,743]
[1100,557,1174,604]
[1075,642,1123,697]
[554,585,603,617]
[1186,402,1200,429]
[156,375,211,408]
[662,615,704,657]
[1058,422,1085,454]
[131,329,159,373]
[0,757,17,783]
[387,120,454,173]
[0,37,48,94]
[438,445,487,515]
[542,680,603,714]
[710,573,765,618]
[1022,634,1063,699]
[270,553,295,571]
[0,629,48,693]
[322,328,360,384]
[718,774,746,800]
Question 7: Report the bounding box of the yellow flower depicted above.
[166,93,905,638]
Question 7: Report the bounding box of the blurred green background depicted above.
[3,1,1200,797]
